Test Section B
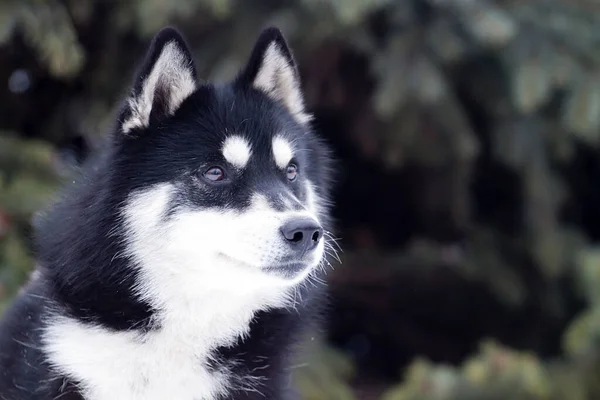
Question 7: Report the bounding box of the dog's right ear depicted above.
[118,27,197,136]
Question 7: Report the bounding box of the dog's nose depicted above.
[280,217,323,252]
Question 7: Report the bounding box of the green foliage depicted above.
[382,340,554,400]
[1,0,600,398]
[294,340,358,400]
[380,241,600,400]
[0,133,61,311]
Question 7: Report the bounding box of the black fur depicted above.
[0,27,334,400]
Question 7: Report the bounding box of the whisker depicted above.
[324,245,342,264]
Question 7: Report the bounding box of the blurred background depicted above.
[1,0,600,399]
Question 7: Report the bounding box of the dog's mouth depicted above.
[216,253,252,268]
[217,253,315,279]
[262,262,311,278]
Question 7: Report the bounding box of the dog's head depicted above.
[109,27,333,304]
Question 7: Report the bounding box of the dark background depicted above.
[1,1,600,399]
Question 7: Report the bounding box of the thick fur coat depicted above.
[0,26,336,400]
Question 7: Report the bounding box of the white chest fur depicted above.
[44,318,227,400]
[42,286,291,400]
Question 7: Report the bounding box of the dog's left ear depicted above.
[119,27,197,135]
[238,27,311,125]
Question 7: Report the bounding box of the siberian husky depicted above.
[0,26,336,400]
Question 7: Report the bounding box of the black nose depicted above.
[280,217,323,253]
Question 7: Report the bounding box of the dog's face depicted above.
[110,28,332,303]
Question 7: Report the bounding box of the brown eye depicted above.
[286,164,298,181]
[204,167,224,182]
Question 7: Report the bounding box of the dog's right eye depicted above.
[204,167,225,182]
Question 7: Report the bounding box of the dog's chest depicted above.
[42,273,293,399]
[42,313,254,400]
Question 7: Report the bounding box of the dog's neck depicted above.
[41,263,302,400]
[148,269,297,351]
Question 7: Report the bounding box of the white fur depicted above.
[222,135,252,168]
[272,135,294,169]
[304,180,322,221]
[122,41,196,134]
[43,182,324,400]
[252,43,312,125]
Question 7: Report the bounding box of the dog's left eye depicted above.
[204,167,225,182]
[286,164,298,181]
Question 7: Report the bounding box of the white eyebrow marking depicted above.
[272,136,294,169]
[222,135,252,168]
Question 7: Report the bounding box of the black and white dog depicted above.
[0,26,336,400]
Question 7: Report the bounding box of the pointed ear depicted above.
[119,27,197,135]
[238,27,311,125]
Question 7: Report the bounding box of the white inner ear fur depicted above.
[122,41,196,134]
[252,43,312,125]
[222,136,252,168]
[272,135,294,169]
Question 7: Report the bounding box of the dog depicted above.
[0,26,336,400]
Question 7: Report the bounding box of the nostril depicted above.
[311,230,320,243]
[292,232,304,243]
